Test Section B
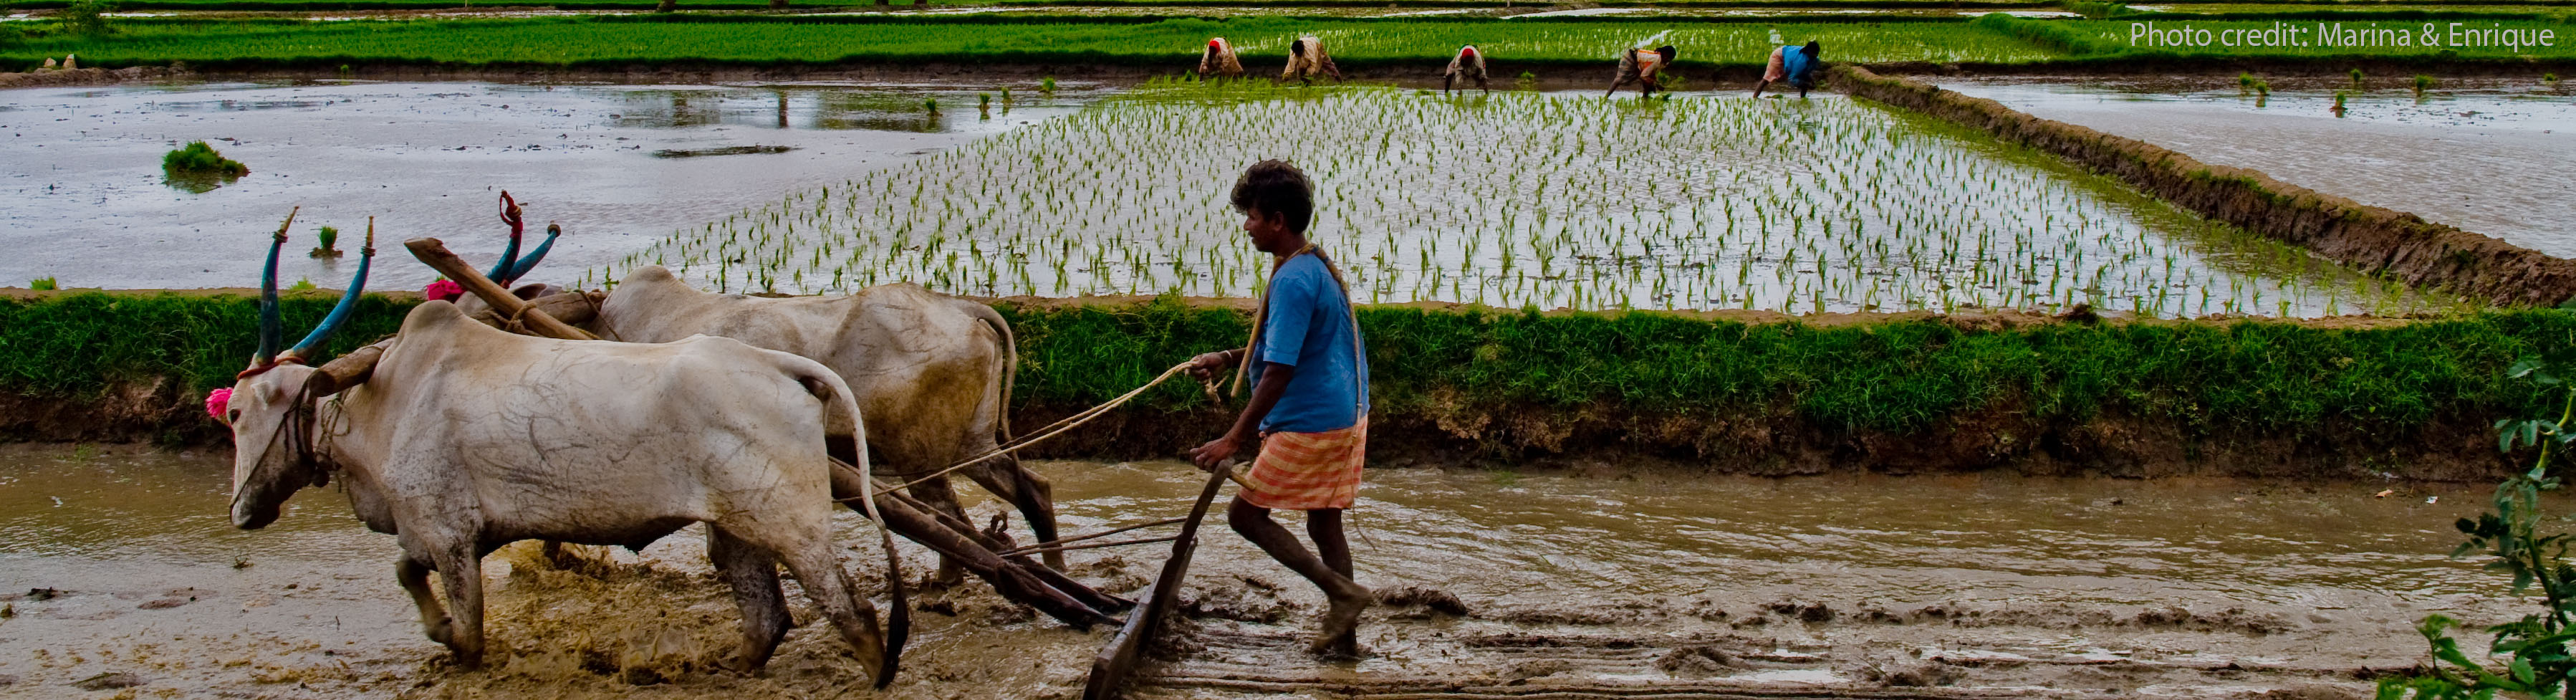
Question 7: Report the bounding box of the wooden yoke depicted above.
[404,237,597,341]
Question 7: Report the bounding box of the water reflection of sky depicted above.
[1936,77,2576,256]
[0,80,1103,290]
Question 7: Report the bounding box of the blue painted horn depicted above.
[485,191,524,283]
[253,208,297,366]
[500,223,561,285]
[283,219,375,361]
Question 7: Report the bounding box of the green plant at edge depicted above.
[1515,71,1537,91]
[288,277,316,292]
[29,277,57,291]
[2352,68,2366,88]
[2415,74,2437,95]
[2378,350,2576,700]
[1040,76,1057,93]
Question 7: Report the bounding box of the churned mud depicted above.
[0,443,2527,699]
[1933,76,2576,258]
[0,79,1105,292]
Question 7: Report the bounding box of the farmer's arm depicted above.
[1191,363,1295,469]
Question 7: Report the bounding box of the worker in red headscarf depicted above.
[1200,37,1244,79]
[1444,44,1489,96]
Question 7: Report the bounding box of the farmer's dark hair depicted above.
[1802,40,1822,58]
[1231,159,1315,234]
[1657,45,1678,60]
[1291,39,1306,57]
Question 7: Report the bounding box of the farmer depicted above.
[1605,45,1678,97]
[1282,35,1345,85]
[1200,37,1244,78]
[1444,44,1489,96]
[1187,159,1374,658]
[1753,41,1825,98]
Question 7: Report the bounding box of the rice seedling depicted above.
[614,83,2454,318]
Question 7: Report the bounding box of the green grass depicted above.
[0,16,2067,69]
[1006,300,2573,438]
[0,292,409,398]
[11,13,2565,70]
[4,291,2567,447]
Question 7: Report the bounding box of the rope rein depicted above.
[862,358,1199,497]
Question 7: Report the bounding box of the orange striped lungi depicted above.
[1239,417,1368,511]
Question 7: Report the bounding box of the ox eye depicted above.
[227,409,241,424]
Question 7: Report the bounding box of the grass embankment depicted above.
[4,14,2566,74]
[3,290,2568,479]
[0,16,2067,69]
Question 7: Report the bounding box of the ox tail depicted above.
[962,302,1020,443]
[797,366,908,687]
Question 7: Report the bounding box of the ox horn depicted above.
[254,207,298,366]
[498,222,561,286]
[284,218,375,361]
[484,191,525,283]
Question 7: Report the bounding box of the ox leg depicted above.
[709,527,791,672]
[906,477,972,585]
[774,537,889,686]
[432,545,486,668]
[965,455,1064,572]
[397,556,453,646]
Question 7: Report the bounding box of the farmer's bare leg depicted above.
[1228,498,1369,654]
[1754,79,1773,98]
[1307,509,1361,656]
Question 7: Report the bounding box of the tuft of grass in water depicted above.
[29,277,58,291]
[162,140,246,191]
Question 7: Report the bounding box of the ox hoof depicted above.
[423,617,455,645]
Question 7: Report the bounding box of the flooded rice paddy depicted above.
[0,443,2527,699]
[623,85,2441,317]
[1935,77,2576,258]
[0,80,1102,291]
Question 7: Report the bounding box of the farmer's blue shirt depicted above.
[1781,46,1818,87]
[1249,253,1370,433]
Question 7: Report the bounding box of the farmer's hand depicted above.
[1185,350,1239,381]
[1191,431,1248,471]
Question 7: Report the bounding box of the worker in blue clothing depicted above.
[1754,40,1825,98]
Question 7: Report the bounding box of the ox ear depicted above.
[284,219,374,361]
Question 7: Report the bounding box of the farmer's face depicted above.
[1241,206,1292,254]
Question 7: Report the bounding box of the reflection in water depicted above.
[599,85,1056,134]
[1935,77,2576,256]
[0,80,1103,291]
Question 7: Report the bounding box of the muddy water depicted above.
[0,80,1102,292]
[0,444,2524,699]
[1934,77,2576,257]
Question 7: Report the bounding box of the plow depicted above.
[296,223,1228,698]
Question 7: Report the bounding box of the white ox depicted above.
[597,266,1062,578]
[224,239,901,683]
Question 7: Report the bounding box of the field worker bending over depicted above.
[1606,45,1678,97]
[1754,41,1825,98]
[1444,44,1489,95]
[1201,37,1244,78]
[1187,160,1374,658]
[1283,35,1345,85]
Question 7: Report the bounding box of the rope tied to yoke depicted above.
[856,358,1201,498]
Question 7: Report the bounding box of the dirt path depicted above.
[0,444,2513,699]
